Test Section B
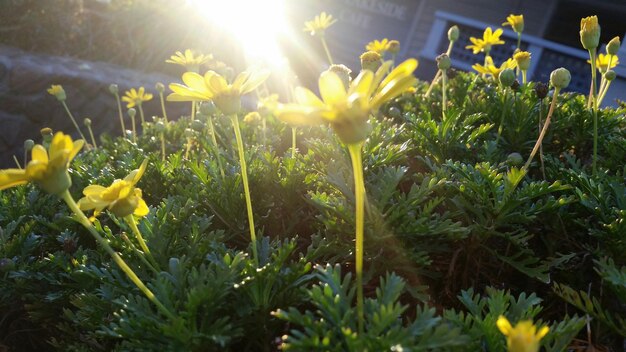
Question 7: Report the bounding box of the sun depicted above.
[186,0,288,65]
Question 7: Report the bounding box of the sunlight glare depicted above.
[187,0,288,65]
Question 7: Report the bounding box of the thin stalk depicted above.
[60,190,175,320]
[495,87,508,144]
[516,33,522,52]
[124,215,158,270]
[185,137,192,160]
[589,49,598,175]
[441,69,448,119]
[160,133,166,162]
[120,232,159,275]
[130,112,137,143]
[597,80,612,106]
[207,115,225,179]
[12,155,21,169]
[191,101,196,121]
[320,36,334,65]
[138,104,146,125]
[61,101,88,142]
[230,114,258,266]
[159,92,168,123]
[524,88,560,170]
[425,41,455,97]
[291,127,297,158]
[538,100,546,179]
[115,93,125,136]
[521,70,527,85]
[23,150,27,168]
[87,124,98,148]
[347,142,365,334]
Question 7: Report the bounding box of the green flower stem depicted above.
[521,70,527,85]
[23,150,27,168]
[159,92,168,123]
[441,69,448,119]
[191,101,196,121]
[138,104,146,125]
[347,142,365,334]
[320,36,334,65]
[185,137,192,160]
[516,33,522,52]
[120,232,159,275]
[538,99,546,179]
[589,49,598,175]
[597,81,612,106]
[130,112,137,143]
[524,88,561,171]
[12,155,21,169]
[115,93,126,136]
[87,124,98,149]
[61,101,88,143]
[124,215,159,270]
[291,127,297,158]
[425,41,455,97]
[60,190,175,320]
[495,88,508,144]
[160,133,166,162]
[207,115,225,179]
[230,114,258,266]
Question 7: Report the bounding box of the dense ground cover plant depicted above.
[1,9,626,352]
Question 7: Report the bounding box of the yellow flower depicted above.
[303,12,337,37]
[47,84,66,101]
[365,39,390,54]
[121,87,153,109]
[472,57,517,78]
[0,132,83,195]
[513,51,532,70]
[167,68,270,115]
[587,53,619,73]
[580,15,601,50]
[77,159,149,218]
[274,59,418,144]
[497,315,549,352]
[466,27,505,54]
[503,14,524,33]
[165,49,213,72]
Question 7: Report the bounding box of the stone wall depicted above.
[0,45,188,168]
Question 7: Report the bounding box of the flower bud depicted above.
[40,127,53,138]
[436,53,451,70]
[507,152,523,166]
[243,111,262,124]
[155,82,165,93]
[47,85,66,101]
[499,68,516,87]
[199,101,218,115]
[360,51,382,72]
[128,108,136,118]
[511,80,520,91]
[109,83,119,95]
[580,15,601,50]
[83,118,92,127]
[513,51,531,71]
[604,69,616,81]
[448,25,459,42]
[550,67,571,89]
[327,64,352,89]
[24,139,35,151]
[534,82,549,99]
[387,40,400,54]
[607,36,621,55]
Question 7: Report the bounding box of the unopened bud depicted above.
[24,139,35,151]
[535,82,549,99]
[604,69,616,81]
[109,83,119,95]
[499,68,516,87]
[360,51,382,72]
[83,118,92,127]
[436,54,451,70]
[128,108,136,118]
[550,67,571,89]
[327,64,352,89]
[507,152,523,166]
[513,51,531,71]
[580,15,601,50]
[607,36,621,55]
[448,25,459,42]
[40,127,53,137]
[191,119,205,131]
[155,82,165,93]
[387,40,400,54]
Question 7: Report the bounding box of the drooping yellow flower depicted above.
[466,27,505,54]
[165,49,213,72]
[365,39,390,54]
[274,59,418,144]
[503,14,524,33]
[121,87,153,109]
[497,315,549,352]
[0,132,83,195]
[77,159,149,218]
[303,12,337,37]
[472,57,517,78]
[587,53,619,73]
[47,84,66,101]
[167,68,270,115]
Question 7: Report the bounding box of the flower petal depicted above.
[182,72,208,92]
[0,169,29,190]
[319,71,347,106]
[294,87,325,108]
[496,316,513,336]
[240,69,271,94]
[31,145,48,163]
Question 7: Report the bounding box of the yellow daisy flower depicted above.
[365,38,390,54]
[0,132,83,195]
[166,49,213,72]
[497,315,549,352]
[303,12,337,37]
[77,159,149,218]
[167,68,270,115]
[47,84,66,101]
[587,53,619,73]
[121,87,153,109]
[472,56,517,78]
[466,27,506,54]
[274,59,418,144]
[503,14,524,33]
